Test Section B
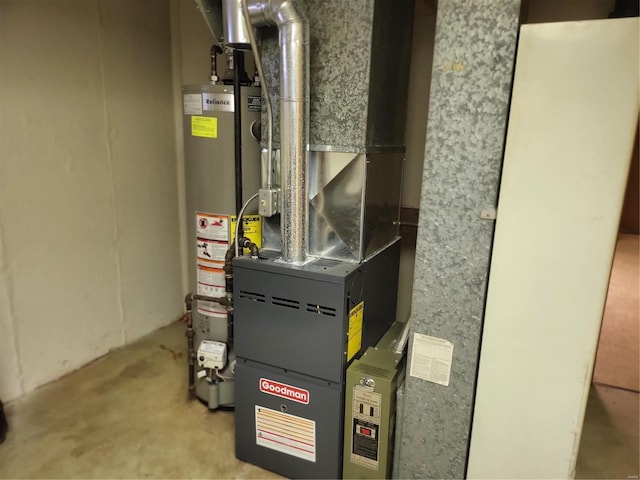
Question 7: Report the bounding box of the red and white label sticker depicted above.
[259,378,310,405]
[196,212,229,242]
[256,406,316,463]
[196,262,225,298]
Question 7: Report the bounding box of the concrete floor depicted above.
[0,321,281,479]
[0,320,638,479]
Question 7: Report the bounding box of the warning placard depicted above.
[197,238,228,263]
[196,212,229,264]
[256,406,316,463]
[195,212,229,318]
[230,214,262,254]
[197,299,226,318]
[348,301,364,361]
[196,262,225,298]
[191,116,217,138]
[196,213,229,241]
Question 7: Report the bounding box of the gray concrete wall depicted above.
[0,0,183,401]
[396,1,521,478]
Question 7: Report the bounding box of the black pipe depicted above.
[185,292,229,309]
[224,245,236,346]
[184,291,232,393]
[210,45,222,83]
[233,49,243,241]
[222,237,259,346]
[191,293,230,307]
[184,294,196,392]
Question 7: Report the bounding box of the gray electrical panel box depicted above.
[233,239,400,478]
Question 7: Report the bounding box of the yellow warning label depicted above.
[191,116,217,138]
[348,301,364,361]
[230,214,262,254]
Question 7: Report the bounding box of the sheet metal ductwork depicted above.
[206,0,413,263]
[245,0,310,264]
[258,0,414,262]
[194,0,225,46]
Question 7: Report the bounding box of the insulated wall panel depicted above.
[467,18,639,479]
[396,1,521,478]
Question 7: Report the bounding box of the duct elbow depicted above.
[246,0,306,28]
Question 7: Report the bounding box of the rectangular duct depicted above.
[259,0,414,151]
[258,0,415,262]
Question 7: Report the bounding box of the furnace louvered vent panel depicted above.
[271,296,300,310]
[238,290,266,303]
[306,303,337,317]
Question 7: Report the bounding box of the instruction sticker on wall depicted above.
[191,116,217,138]
[348,301,364,361]
[409,333,454,387]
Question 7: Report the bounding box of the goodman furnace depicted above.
[233,240,400,478]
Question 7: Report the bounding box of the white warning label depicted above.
[195,212,228,315]
[196,213,229,242]
[197,299,226,318]
[183,93,202,115]
[196,262,225,298]
[196,238,228,263]
[409,333,454,386]
[255,406,316,463]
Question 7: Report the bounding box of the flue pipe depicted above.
[245,0,309,264]
[194,0,225,46]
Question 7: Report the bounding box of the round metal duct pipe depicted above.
[245,0,309,264]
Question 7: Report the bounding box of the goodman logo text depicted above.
[259,378,309,404]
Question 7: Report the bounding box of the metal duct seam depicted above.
[246,0,309,264]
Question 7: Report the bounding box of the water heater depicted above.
[182,82,261,408]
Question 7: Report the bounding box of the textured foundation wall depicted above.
[396,1,521,478]
[0,0,183,401]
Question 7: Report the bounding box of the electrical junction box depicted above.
[197,340,227,370]
[343,322,406,480]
